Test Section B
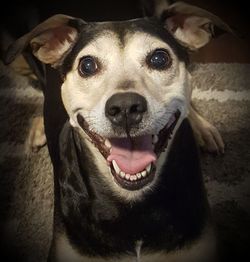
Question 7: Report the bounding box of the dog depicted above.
[4,1,233,261]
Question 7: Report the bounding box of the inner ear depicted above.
[163,12,189,33]
[4,14,85,66]
[158,2,235,50]
[165,14,214,49]
[30,25,78,66]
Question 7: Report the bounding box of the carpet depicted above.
[0,61,250,261]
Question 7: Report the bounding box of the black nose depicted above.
[105,92,147,128]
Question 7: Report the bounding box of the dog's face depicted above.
[60,20,190,199]
[5,2,233,201]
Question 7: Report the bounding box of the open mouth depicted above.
[77,110,180,191]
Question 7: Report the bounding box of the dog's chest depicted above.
[55,228,215,262]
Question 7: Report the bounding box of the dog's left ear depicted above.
[158,1,235,50]
[4,14,85,67]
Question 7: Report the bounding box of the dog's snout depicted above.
[105,92,147,128]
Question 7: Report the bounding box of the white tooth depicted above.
[152,135,159,144]
[146,164,151,173]
[141,171,147,177]
[120,171,125,178]
[112,160,121,174]
[137,173,142,179]
[130,175,137,181]
[105,139,112,148]
[125,174,130,180]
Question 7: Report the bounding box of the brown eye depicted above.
[147,49,171,70]
[79,56,98,76]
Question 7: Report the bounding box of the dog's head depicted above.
[5,1,233,201]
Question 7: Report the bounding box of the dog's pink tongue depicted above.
[107,135,156,174]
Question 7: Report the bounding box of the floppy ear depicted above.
[154,1,235,50]
[4,14,85,67]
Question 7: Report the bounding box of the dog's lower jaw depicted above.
[77,134,157,202]
[70,128,154,201]
[75,110,181,194]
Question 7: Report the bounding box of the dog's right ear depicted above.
[4,14,85,67]
[142,0,236,50]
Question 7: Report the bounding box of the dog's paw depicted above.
[189,107,225,154]
[26,116,46,152]
[194,117,225,154]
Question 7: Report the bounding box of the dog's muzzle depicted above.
[77,92,180,191]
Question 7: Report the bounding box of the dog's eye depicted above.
[147,49,171,70]
[78,56,98,76]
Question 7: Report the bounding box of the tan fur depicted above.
[189,105,224,153]
[26,116,46,152]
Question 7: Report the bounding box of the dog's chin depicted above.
[76,110,180,191]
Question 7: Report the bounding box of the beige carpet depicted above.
[0,61,250,261]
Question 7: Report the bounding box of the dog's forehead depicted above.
[80,18,168,45]
[61,18,188,74]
